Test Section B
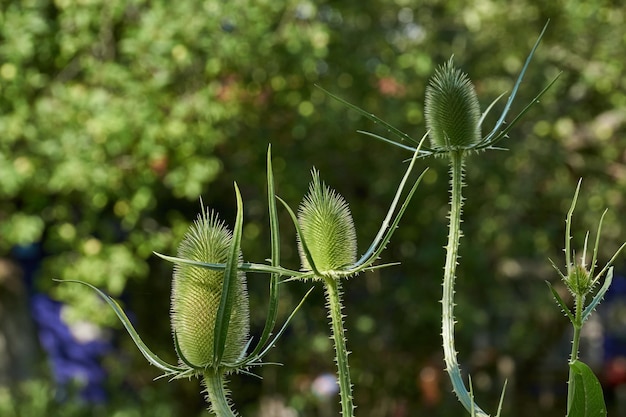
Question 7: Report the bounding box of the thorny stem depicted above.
[324,276,355,417]
[442,150,490,417]
[566,294,584,415]
[203,370,237,417]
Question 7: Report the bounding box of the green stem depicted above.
[324,276,355,417]
[203,370,237,417]
[566,295,584,415]
[442,151,490,417]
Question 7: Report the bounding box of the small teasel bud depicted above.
[425,58,481,151]
[565,263,592,297]
[171,207,249,367]
[297,169,357,274]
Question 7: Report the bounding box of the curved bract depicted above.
[171,207,249,367]
[319,22,559,158]
[320,20,558,417]
[58,147,314,417]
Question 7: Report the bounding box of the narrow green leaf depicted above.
[55,280,184,375]
[478,92,506,127]
[548,257,567,280]
[357,130,420,152]
[589,209,608,278]
[484,73,561,148]
[495,380,508,417]
[154,252,304,278]
[316,85,437,155]
[582,267,613,322]
[567,360,607,417]
[546,281,576,323]
[243,287,315,360]
[483,20,549,143]
[592,241,626,286]
[564,179,583,276]
[356,167,427,271]
[276,196,322,277]
[213,182,244,365]
[246,146,282,359]
[356,135,427,267]
[173,332,203,370]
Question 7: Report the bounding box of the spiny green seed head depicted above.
[425,58,481,151]
[565,263,592,297]
[171,208,249,367]
[297,169,357,274]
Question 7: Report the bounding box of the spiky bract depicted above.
[425,58,481,151]
[297,169,357,274]
[171,208,249,367]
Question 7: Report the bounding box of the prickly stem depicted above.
[441,150,490,417]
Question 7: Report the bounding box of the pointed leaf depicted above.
[213,182,245,365]
[565,179,583,276]
[55,280,184,375]
[582,267,613,322]
[589,209,608,278]
[484,73,561,148]
[483,21,549,143]
[154,253,304,278]
[478,92,506,127]
[357,130,423,153]
[276,196,322,277]
[246,146,282,359]
[356,138,426,267]
[495,380,508,417]
[567,360,607,417]
[548,257,567,280]
[355,165,428,272]
[316,85,424,146]
[173,332,204,370]
[238,287,315,367]
[546,281,575,323]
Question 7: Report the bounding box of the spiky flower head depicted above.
[425,58,481,151]
[171,207,249,367]
[297,169,357,274]
[565,262,593,297]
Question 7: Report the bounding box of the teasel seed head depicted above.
[425,58,481,151]
[297,169,357,274]
[565,263,593,297]
[171,207,249,367]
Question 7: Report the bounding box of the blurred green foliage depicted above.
[1,0,625,415]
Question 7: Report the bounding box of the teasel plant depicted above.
[547,180,626,417]
[273,138,428,416]
[61,144,427,416]
[319,22,559,416]
[162,144,427,416]
[59,148,313,417]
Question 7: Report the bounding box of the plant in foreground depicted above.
[59,148,312,416]
[547,180,626,417]
[322,22,559,416]
[275,140,427,416]
[59,145,426,416]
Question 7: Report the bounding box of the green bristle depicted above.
[297,169,357,274]
[425,58,481,151]
[171,207,249,367]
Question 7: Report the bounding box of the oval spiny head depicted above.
[297,169,357,275]
[565,263,592,297]
[171,207,249,367]
[425,58,481,151]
